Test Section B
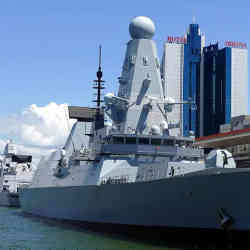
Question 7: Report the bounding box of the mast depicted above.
[93,46,105,111]
[93,45,105,129]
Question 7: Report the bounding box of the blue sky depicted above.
[0,0,249,154]
[1,0,249,115]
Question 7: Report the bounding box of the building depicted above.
[161,37,184,136]
[200,43,248,136]
[195,115,250,168]
[161,23,205,136]
[161,22,248,137]
[182,23,205,137]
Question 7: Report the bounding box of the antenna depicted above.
[192,16,196,24]
[93,45,105,112]
[99,45,102,69]
[92,46,105,131]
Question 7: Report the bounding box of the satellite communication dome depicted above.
[129,16,155,39]
[151,125,161,135]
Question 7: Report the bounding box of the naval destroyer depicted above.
[0,140,33,207]
[20,16,249,232]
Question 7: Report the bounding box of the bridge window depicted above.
[125,137,137,144]
[163,139,174,146]
[151,138,162,145]
[139,138,150,144]
[113,137,124,144]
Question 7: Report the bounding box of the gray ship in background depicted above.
[0,140,33,207]
[20,16,250,232]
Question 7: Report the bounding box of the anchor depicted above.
[218,208,234,230]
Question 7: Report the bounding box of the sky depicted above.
[0,0,249,161]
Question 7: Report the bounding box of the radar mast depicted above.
[93,45,105,129]
[93,45,105,113]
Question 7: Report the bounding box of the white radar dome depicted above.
[151,125,161,135]
[129,16,155,39]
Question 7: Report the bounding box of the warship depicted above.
[0,140,33,207]
[20,16,249,232]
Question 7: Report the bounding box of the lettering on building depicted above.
[167,36,187,44]
[225,41,247,49]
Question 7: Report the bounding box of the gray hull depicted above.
[20,170,250,231]
[0,192,20,207]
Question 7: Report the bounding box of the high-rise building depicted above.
[161,23,248,138]
[183,23,205,137]
[200,43,248,136]
[161,38,184,136]
[161,23,205,136]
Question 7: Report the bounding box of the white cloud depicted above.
[0,102,76,166]
[20,102,75,146]
[0,139,6,153]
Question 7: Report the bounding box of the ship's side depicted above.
[20,168,250,231]
[0,192,19,207]
[0,192,10,206]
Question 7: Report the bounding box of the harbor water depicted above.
[0,207,187,250]
[1,207,250,250]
